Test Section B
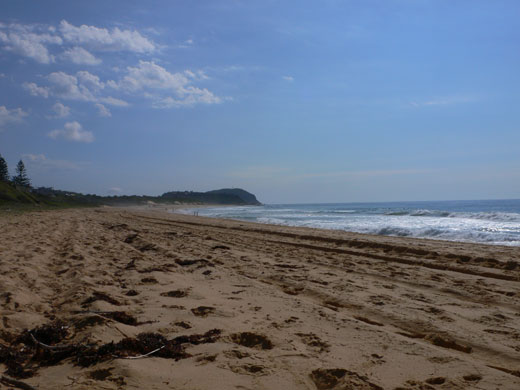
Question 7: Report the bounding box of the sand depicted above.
[0,206,519,389]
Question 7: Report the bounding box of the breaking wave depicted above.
[370,226,519,245]
[385,209,520,222]
[174,200,520,246]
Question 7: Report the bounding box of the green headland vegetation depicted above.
[0,154,261,212]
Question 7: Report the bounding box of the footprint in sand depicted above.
[230,332,273,350]
[310,368,383,390]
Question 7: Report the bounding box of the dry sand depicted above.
[0,206,519,389]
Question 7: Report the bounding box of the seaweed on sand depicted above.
[0,320,221,378]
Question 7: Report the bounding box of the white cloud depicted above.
[108,187,122,194]
[184,69,209,81]
[112,61,188,91]
[50,102,70,118]
[177,39,194,49]
[99,96,129,107]
[76,70,105,91]
[48,121,94,143]
[46,71,95,101]
[110,61,221,107]
[24,71,129,108]
[282,75,294,82]
[59,20,155,53]
[207,64,265,73]
[1,21,156,65]
[18,53,219,110]
[95,103,111,117]
[61,46,101,65]
[23,153,46,161]
[2,19,223,112]
[0,106,28,129]
[22,153,84,170]
[153,89,221,108]
[410,95,477,107]
[23,82,50,98]
[0,23,62,64]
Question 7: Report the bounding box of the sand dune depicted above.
[0,207,519,389]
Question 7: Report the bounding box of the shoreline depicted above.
[151,202,520,249]
[0,207,519,389]
[144,205,520,259]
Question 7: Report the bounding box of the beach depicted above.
[1,206,519,389]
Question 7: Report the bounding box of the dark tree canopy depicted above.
[0,154,8,182]
[12,159,30,187]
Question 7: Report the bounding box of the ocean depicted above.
[176,199,520,246]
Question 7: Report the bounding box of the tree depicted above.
[0,154,8,182]
[12,160,30,187]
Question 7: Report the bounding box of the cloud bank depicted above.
[0,20,156,64]
[59,20,156,53]
[1,18,225,141]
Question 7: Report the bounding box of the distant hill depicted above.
[161,188,261,205]
[0,184,261,210]
[205,188,261,205]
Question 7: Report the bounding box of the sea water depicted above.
[176,199,520,246]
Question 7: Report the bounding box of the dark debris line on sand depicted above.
[0,320,221,379]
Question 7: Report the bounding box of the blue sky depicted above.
[0,0,519,203]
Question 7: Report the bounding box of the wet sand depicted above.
[0,207,519,389]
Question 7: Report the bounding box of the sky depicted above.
[0,0,519,204]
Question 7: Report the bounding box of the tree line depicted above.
[0,154,31,187]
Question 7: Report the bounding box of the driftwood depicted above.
[117,345,166,359]
[30,332,75,350]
